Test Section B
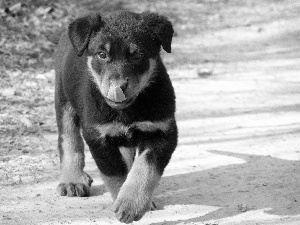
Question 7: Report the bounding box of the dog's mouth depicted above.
[104,84,137,109]
[104,96,135,109]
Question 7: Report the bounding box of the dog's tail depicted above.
[45,28,65,45]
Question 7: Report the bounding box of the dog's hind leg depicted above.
[56,103,93,197]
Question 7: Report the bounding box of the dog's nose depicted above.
[118,78,129,92]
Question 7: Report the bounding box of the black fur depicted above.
[54,10,177,223]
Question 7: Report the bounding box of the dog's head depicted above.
[68,11,174,109]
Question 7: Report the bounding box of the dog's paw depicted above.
[112,192,151,223]
[57,172,93,197]
[57,182,90,197]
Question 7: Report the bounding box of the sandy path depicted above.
[1,17,300,225]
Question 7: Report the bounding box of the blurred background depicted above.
[1,0,299,70]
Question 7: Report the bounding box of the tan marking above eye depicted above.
[129,43,144,60]
[129,43,138,54]
[104,42,111,52]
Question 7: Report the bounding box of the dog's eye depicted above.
[132,52,144,60]
[98,51,107,60]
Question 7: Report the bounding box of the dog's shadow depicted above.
[86,150,300,224]
[91,184,106,196]
[152,150,300,224]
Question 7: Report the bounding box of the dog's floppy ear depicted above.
[141,12,174,53]
[68,13,103,56]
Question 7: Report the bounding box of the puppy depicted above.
[54,11,177,223]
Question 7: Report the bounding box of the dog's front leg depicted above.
[83,124,131,200]
[113,147,162,223]
[56,103,93,197]
[88,145,130,201]
[112,120,177,223]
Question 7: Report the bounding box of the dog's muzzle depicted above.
[105,85,135,109]
[107,85,126,103]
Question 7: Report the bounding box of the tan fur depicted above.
[100,174,126,200]
[132,118,173,134]
[93,123,127,140]
[133,59,156,94]
[119,146,136,171]
[59,103,88,184]
[93,118,172,139]
[113,149,161,221]
[98,147,136,200]
[87,56,104,95]
[151,119,173,132]
[121,149,160,197]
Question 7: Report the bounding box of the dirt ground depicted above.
[1,1,300,225]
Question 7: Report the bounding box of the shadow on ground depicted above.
[153,150,300,224]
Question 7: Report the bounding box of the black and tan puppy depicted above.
[54,10,177,223]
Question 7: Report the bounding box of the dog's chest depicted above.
[94,105,135,126]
